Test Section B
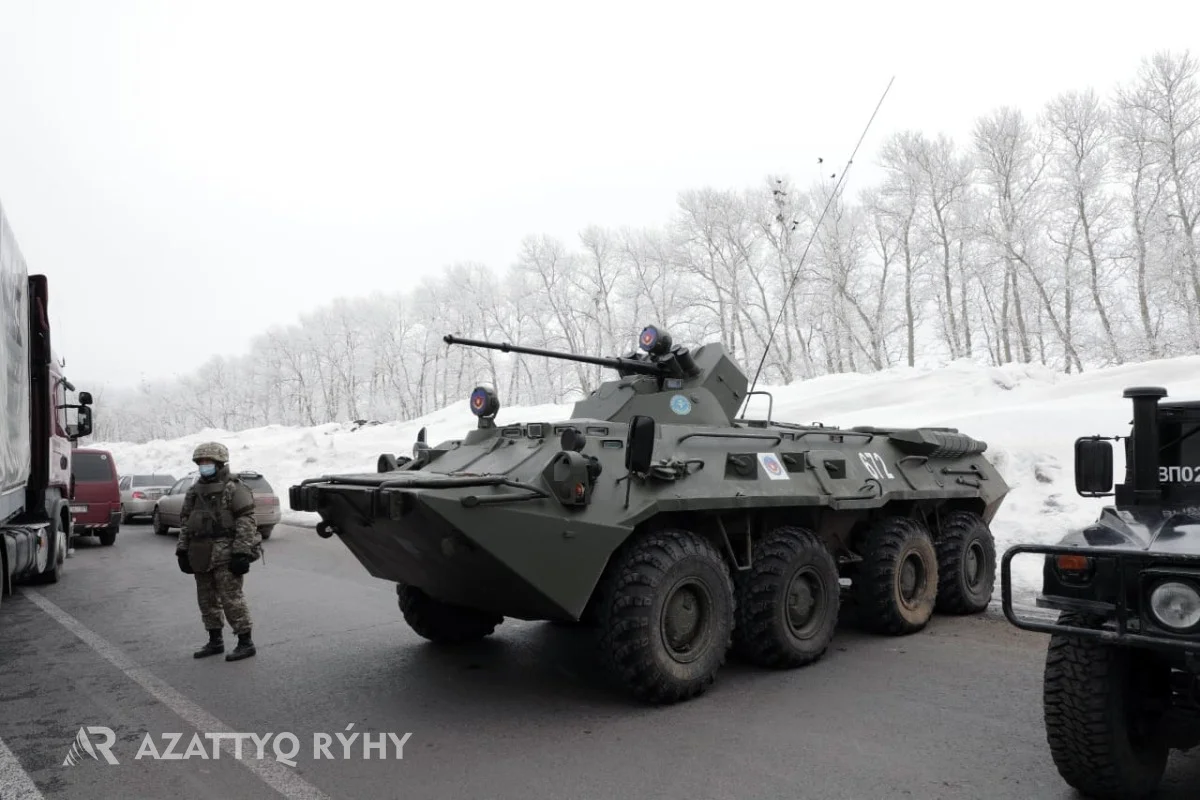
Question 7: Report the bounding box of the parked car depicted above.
[69,448,122,546]
[152,470,281,539]
[119,473,176,522]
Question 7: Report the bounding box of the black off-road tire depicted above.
[396,584,502,644]
[594,528,735,704]
[1043,613,1171,799]
[732,526,840,668]
[854,516,938,635]
[934,510,996,614]
[99,524,118,547]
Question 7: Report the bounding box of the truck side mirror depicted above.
[1075,437,1113,496]
[72,406,93,440]
[626,415,656,473]
[78,391,93,406]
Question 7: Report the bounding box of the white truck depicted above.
[1,196,93,612]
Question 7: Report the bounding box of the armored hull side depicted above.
[294,417,1010,621]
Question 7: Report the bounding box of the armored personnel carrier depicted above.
[291,325,1010,704]
[1002,386,1200,798]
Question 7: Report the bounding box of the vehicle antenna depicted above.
[743,76,896,409]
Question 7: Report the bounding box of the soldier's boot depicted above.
[225,631,256,661]
[193,629,224,658]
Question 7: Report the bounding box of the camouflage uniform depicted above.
[176,442,261,661]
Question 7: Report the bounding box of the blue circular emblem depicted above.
[670,395,692,415]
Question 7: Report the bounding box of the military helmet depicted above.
[192,441,229,464]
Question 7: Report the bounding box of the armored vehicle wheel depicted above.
[934,510,996,615]
[396,584,503,644]
[732,526,840,668]
[854,516,938,635]
[594,528,734,704]
[1043,613,1171,799]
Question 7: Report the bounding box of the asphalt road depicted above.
[2,522,1198,800]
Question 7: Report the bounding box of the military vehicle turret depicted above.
[1002,386,1200,798]
[291,325,1010,704]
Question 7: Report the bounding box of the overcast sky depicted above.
[0,0,1195,393]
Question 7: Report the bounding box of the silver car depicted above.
[119,473,177,522]
[152,470,282,539]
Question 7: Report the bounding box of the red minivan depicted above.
[70,448,121,546]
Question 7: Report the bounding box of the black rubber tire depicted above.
[1043,612,1171,799]
[732,525,840,668]
[98,526,117,547]
[152,509,168,535]
[854,516,938,635]
[396,584,503,644]
[594,528,734,704]
[259,526,274,540]
[934,510,996,614]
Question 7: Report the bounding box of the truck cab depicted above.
[1001,386,1200,798]
[2,201,94,605]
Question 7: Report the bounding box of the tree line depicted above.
[91,50,1200,443]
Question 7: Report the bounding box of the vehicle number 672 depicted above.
[859,452,895,481]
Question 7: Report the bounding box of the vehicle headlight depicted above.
[1149,581,1200,630]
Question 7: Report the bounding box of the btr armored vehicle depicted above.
[291,326,1010,704]
[1002,386,1200,798]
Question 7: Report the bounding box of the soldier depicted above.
[175,442,261,661]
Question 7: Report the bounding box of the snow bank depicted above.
[92,355,1200,608]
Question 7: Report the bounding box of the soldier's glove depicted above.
[177,552,193,574]
[229,552,251,575]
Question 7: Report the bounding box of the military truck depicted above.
[291,326,1010,704]
[2,196,94,618]
[1001,386,1200,799]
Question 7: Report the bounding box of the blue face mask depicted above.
[198,463,217,478]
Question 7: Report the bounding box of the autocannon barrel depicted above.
[443,334,667,376]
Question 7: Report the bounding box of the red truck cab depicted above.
[2,198,94,599]
[69,448,120,546]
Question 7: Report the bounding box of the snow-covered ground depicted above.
[92,355,1200,608]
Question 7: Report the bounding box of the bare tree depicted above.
[874,132,934,366]
[974,106,1049,365]
[1118,50,1200,346]
[1044,88,1124,363]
